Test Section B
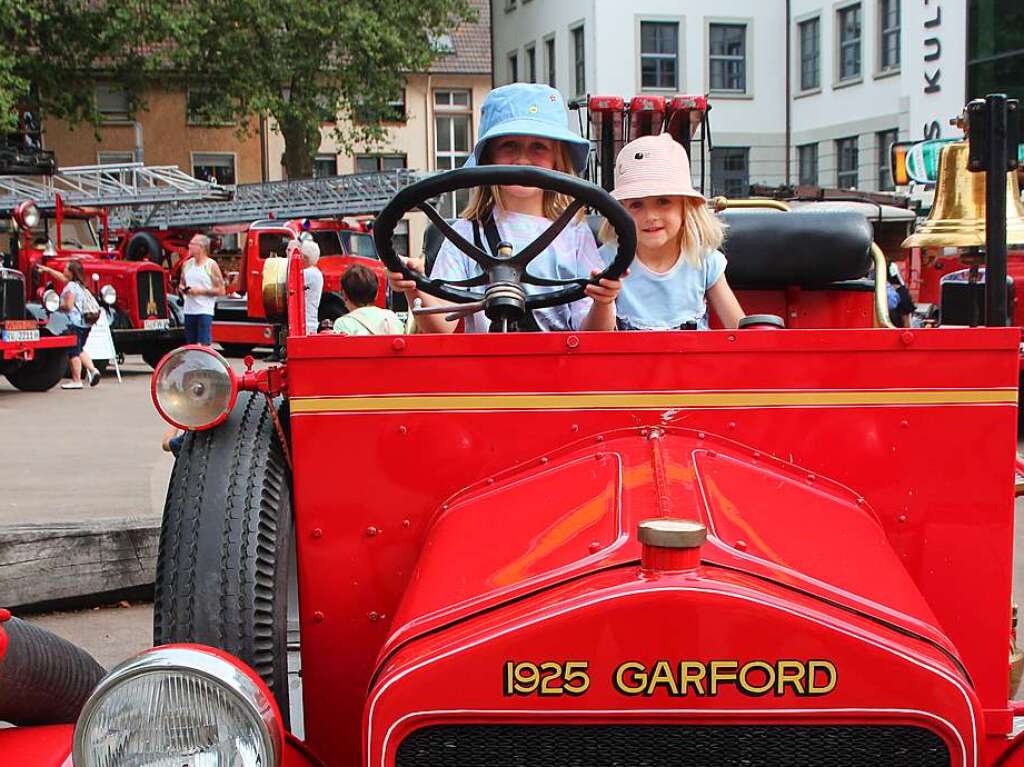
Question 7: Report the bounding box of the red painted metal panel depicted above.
[211,320,278,345]
[368,568,977,767]
[0,724,72,766]
[718,289,874,329]
[283,327,1018,760]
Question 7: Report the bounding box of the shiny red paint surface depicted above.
[283,327,1019,761]
[368,567,977,767]
[0,724,72,766]
[710,288,874,329]
[211,319,278,345]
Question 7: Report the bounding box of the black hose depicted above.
[0,617,106,726]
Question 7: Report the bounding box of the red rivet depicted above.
[897,514,908,523]
[588,541,603,553]
[596,435,604,442]
[313,611,325,624]
[402,519,411,528]
[697,432,706,440]
[0,608,10,622]
[640,428,649,437]
[369,611,381,622]
[728,334,736,342]
[566,335,580,349]
[807,473,816,482]
[728,421,736,430]
[312,528,323,539]
[752,451,761,459]
[442,503,449,510]
[856,497,865,505]
[571,424,580,432]
[366,526,379,537]
[398,425,407,435]
[735,540,748,551]
[392,337,406,351]
[486,477,495,484]
[900,420,909,429]
[540,456,549,464]
[900,331,914,346]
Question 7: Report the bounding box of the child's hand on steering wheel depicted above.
[387,256,426,295]
[585,268,627,305]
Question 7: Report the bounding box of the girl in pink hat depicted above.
[388,83,621,333]
[599,133,744,330]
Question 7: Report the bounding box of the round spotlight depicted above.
[151,345,238,430]
[42,289,60,313]
[100,284,117,305]
[73,647,282,767]
[15,201,40,229]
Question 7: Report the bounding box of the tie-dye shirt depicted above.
[430,210,602,333]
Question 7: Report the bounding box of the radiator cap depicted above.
[638,518,707,549]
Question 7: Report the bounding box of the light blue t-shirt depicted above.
[60,281,88,328]
[431,210,602,333]
[599,243,727,330]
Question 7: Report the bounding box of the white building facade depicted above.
[493,0,966,195]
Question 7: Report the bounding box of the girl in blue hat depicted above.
[388,83,621,333]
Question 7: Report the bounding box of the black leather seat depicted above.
[720,210,873,289]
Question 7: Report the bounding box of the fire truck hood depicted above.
[382,428,956,662]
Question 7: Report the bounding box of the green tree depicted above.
[173,0,475,179]
[0,0,178,135]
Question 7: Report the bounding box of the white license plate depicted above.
[144,318,170,330]
[1,329,40,342]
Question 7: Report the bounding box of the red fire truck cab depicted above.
[213,217,386,354]
[5,196,184,367]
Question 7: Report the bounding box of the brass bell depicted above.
[901,140,1024,249]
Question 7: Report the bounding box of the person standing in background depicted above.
[301,239,323,334]
[180,234,225,345]
[38,258,102,389]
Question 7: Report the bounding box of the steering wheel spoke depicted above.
[510,199,586,268]
[416,201,494,267]
[520,271,590,288]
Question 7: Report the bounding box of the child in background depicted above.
[333,265,405,336]
[388,83,621,333]
[599,133,744,330]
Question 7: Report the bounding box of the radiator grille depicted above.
[0,268,26,322]
[395,724,950,767]
[136,270,168,319]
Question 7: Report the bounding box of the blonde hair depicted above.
[460,142,580,222]
[599,197,725,268]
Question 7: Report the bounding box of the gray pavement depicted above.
[0,356,172,525]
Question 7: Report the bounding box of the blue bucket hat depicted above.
[465,83,591,174]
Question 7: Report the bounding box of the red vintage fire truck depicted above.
[0,164,232,367]
[214,216,387,355]
[2,95,1022,767]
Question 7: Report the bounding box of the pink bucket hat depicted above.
[611,133,704,202]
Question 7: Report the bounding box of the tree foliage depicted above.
[0,0,178,135]
[2,0,475,179]
[171,0,475,178]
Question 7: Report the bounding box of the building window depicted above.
[508,52,519,84]
[711,147,749,198]
[96,84,130,122]
[434,89,473,218]
[836,137,859,189]
[97,151,135,165]
[354,88,406,123]
[640,21,679,90]
[525,44,536,83]
[837,4,862,81]
[877,129,898,191]
[192,153,236,186]
[572,25,586,96]
[313,155,337,178]
[709,24,747,93]
[545,37,556,88]
[355,154,407,173]
[879,0,900,72]
[799,18,820,91]
[798,144,818,186]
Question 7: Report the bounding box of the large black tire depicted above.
[153,391,292,720]
[5,348,68,391]
[125,230,164,264]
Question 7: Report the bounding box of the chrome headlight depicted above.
[43,289,60,313]
[152,345,238,430]
[73,647,282,767]
[15,201,40,229]
[100,284,117,305]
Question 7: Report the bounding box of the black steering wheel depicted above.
[373,165,636,329]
